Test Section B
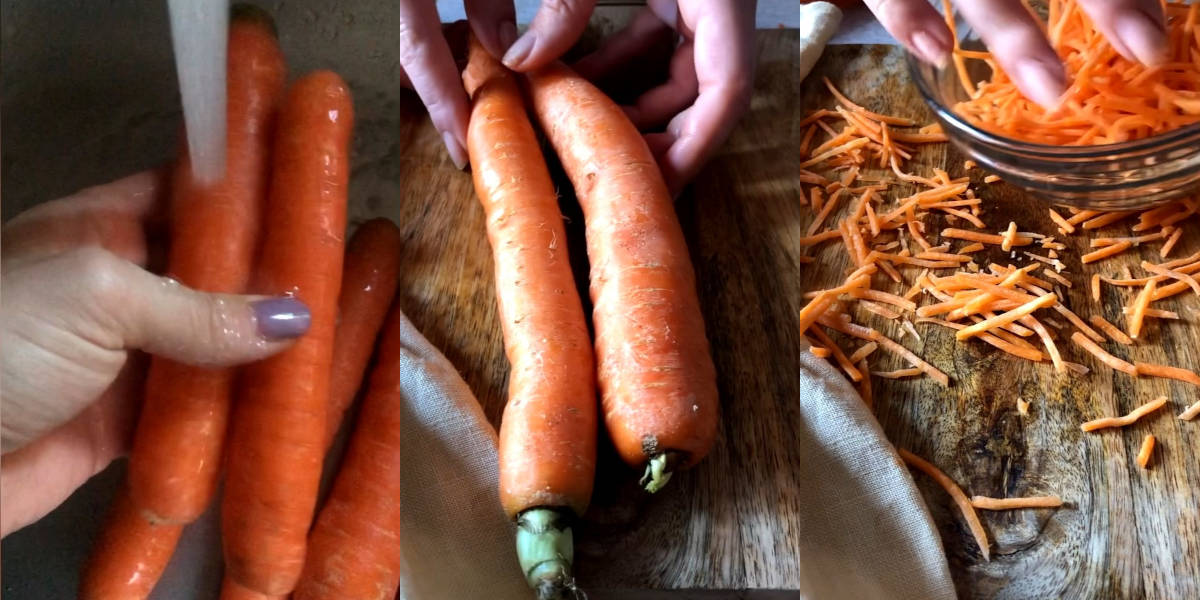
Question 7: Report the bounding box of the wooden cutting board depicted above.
[377,31,1200,599]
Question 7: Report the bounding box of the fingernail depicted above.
[442,131,468,170]
[502,32,536,69]
[1113,9,1169,66]
[498,21,518,53]
[252,296,311,339]
[911,30,950,67]
[1014,58,1067,110]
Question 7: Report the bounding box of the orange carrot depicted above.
[1081,396,1168,431]
[527,62,718,493]
[1088,315,1133,345]
[1180,400,1200,420]
[221,578,285,600]
[970,496,1062,510]
[127,5,286,525]
[222,71,354,595]
[899,449,990,561]
[1070,332,1138,376]
[293,304,408,600]
[1136,434,1155,469]
[1134,362,1200,386]
[463,39,599,596]
[1127,279,1157,340]
[324,218,403,448]
[79,490,183,600]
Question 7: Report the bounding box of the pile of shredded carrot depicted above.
[796,77,1200,555]
[949,0,1200,145]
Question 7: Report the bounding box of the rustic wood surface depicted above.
[374,31,1200,599]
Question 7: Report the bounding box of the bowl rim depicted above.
[903,50,1200,159]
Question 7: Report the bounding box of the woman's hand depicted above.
[398,0,756,195]
[1,171,310,537]
[864,0,1167,109]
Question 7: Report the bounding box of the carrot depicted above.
[221,578,285,600]
[941,228,1032,247]
[970,496,1062,510]
[955,293,1057,340]
[527,61,718,494]
[127,5,286,525]
[1136,434,1155,469]
[323,218,403,448]
[1134,362,1200,386]
[1180,400,1200,420]
[462,38,598,597]
[1017,398,1030,415]
[1127,279,1157,340]
[1088,315,1133,345]
[222,70,354,595]
[79,490,183,600]
[1070,332,1138,376]
[1081,396,1168,431]
[899,449,990,561]
[1081,241,1132,264]
[292,304,408,600]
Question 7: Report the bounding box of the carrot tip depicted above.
[231,2,278,38]
[516,509,578,600]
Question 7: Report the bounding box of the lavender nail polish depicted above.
[252,296,311,339]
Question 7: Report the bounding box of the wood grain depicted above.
[376,31,1199,599]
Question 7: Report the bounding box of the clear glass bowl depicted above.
[906,33,1200,211]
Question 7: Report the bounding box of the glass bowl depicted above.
[905,28,1200,211]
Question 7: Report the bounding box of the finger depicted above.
[572,7,671,81]
[624,41,699,130]
[54,248,309,367]
[399,1,470,169]
[953,0,1066,109]
[1076,0,1167,65]
[654,0,754,196]
[465,0,519,58]
[865,0,957,66]
[502,0,597,71]
[1,170,168,266]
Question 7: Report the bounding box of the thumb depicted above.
[501,0,597,71]
[69,248,310,367]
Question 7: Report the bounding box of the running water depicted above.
[167,0,228,184]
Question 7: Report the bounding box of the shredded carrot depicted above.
[956,294,1057,340]
[899,448,990,561]
[1043,269,1073,288]
[857,359,873,408]
[1180,400,1200,420]
[1141,260,1200,296]
[1048,209,1076,234]
[959,242,986,254]
[1088,315,1132,345]
[1070,331,1138,376]
[983,175,1001,184]
[872,367,923,379]
[810,326,863,382]
[1017,398,1030,416]
[809,345,832,358]
[1091,273,1101,302]
[1080,396,1167,431]
[1161,227,1183,258]
[859,299,902,320]
[942,228,1032,247]
[970,495,1062,510]
[1134,362,1200,386]
[848,342,879,364]
[964,160,977,169]
[1081,241,1133,264]
[1127,279,1157,340]
[1136,434,1155,469]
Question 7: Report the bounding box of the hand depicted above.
[864,0,1167,109]
[0,171,311,537]
[398,0,597,171]
[573,0,756,196]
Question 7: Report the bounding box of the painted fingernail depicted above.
[502,32,536,69]
[911,30,950,67]
[442,131,468,170]
[1014,58,1067,110]
[498,20,518,52]
[252,296,311,339]
[1113,9,1168,66]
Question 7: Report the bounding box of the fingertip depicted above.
[1013,58,1069,110]
[250,296,311,340]
[910,29,951,67]
[1112,8,1169,66]
[501,31,536,70]
[442,130,469,170]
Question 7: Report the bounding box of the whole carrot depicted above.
[527,63,718,493]
[323,217,402,448]
[126,2,286,525]
[220,577,285,600]
[221,70,354,595]
[292,303,407,600]
[79,490,183,600]
[462,36,597,599]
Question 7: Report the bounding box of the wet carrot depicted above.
[527,62,718,492]
[79,490,183,600]
[221,578,285,600]
[324,218,403,448]
[293,305,407,600]
[127,4,286,525]
[462,38,598,597]
[222,70,354,595]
